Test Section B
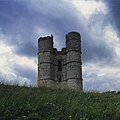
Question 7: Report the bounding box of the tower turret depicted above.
[66,32,82,90]
[38,35,54,87]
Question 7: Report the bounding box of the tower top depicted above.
[66,32,81,41]
[38,34,53,43]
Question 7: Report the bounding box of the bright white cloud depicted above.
[83,62,120,91]
[104,25,119,46]
[104,25,120,58]
[115,45,120,58]
[72,0,108,19]
[0,41,13,74]
[0,37,37,86]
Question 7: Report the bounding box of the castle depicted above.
[38,32,83,90]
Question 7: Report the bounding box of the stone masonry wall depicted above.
[38,32,83,90]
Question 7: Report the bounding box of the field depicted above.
[0,84,120,120]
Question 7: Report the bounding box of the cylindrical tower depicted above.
[38,35,54,87]
[66,32,83,90]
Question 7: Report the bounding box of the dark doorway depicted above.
[59,77,61,82]
[58,60,62,71]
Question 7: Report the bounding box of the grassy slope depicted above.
[0,84,120,120]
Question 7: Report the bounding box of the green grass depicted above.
[0,84,120,120]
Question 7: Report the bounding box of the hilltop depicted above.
[0,84,120,120]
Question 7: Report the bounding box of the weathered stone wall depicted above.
[38,35,54,87]
[62,53,67,81]
[38,32,83,90]
[66,32,82,90]
[38,35,53,52]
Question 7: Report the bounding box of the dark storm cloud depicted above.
[0,0,81,56]
[82,41,114,62]
[0,0,115,63]
[0,0,37,57]
[81,11,116,62]
[12,64,37,84]
[105,0,120,37]
[0,0,80,56]
[14,42,37,57]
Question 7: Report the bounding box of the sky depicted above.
[0,0,120,92]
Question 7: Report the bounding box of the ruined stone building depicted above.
[38,32,83,90]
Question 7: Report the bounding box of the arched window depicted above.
[58,60,62,71]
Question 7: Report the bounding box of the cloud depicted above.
[0,40,37,86]
[0,0,114,61]
[81,12,117,62]
[72,0,108,19]
[12,63,37,84]
[83,62,120,91]
[0,0,120,91]
[105,0,120,37]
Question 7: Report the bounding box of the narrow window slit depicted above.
[58,60,62,71]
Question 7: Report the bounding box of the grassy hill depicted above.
[0,84,120,120]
